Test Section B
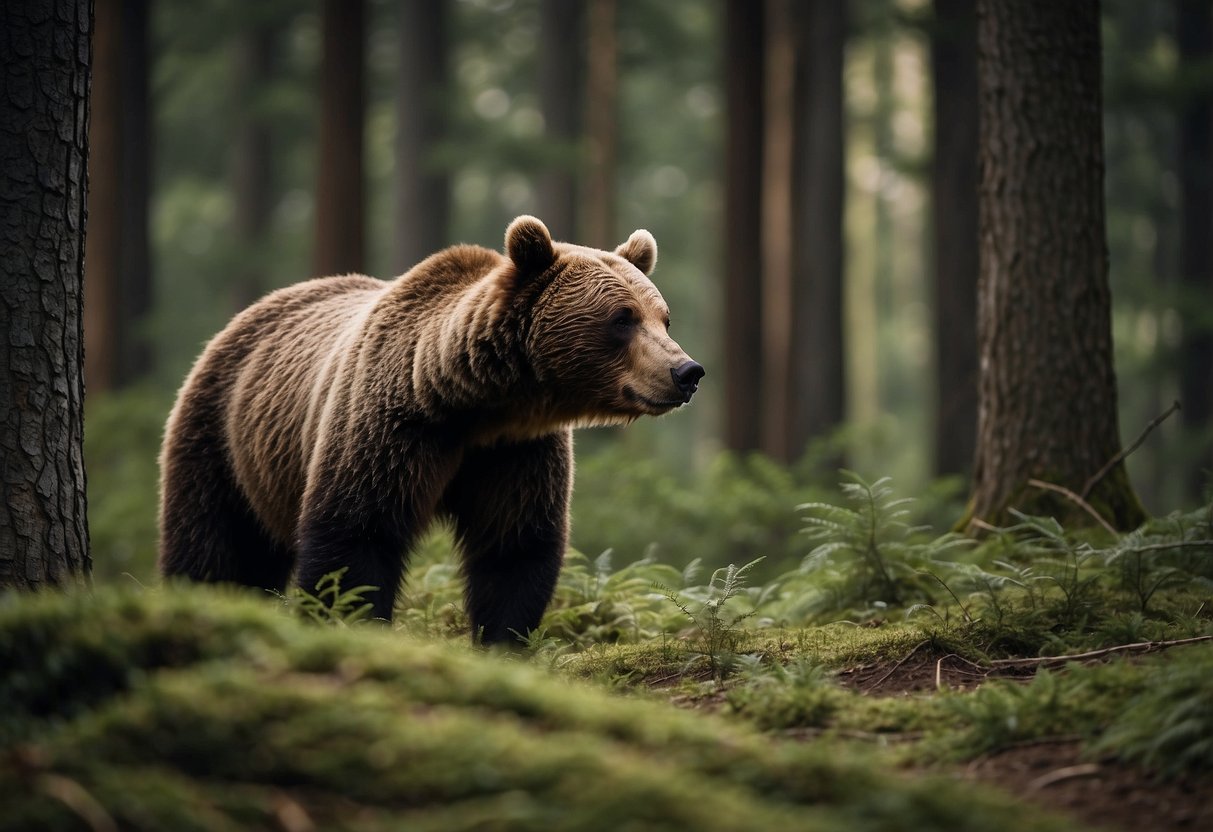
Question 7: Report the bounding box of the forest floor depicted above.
[641,638,1213,832]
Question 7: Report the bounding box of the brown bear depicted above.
[159,216,703,643]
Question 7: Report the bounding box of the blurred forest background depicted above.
[84,0,1213,584]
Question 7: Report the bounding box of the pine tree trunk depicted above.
[231,20,275,311]
[1177,0,1213,501]
[583,0,617,249]
[538,0,583,242]
[723,0,765,454]
[788,0,846,458]
[0,0,92,588]
[395,0,450,272]
[930,0,979,478]
[968,0,1145,531]
[314,0,365,276]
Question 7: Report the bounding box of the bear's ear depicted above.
[505,215,556,276]
[615,229,658,275]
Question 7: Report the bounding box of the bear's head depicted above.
[505,215,704,427]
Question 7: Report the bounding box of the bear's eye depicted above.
[611,308,636,331]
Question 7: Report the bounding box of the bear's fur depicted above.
[159,216,702,643]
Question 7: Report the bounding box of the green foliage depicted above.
[1091,645,1213,778]
[283,568,378,626]
[659,557,767,680]
[726,657,843,730]
[779,472,972,620]
[84,387,173,584]
[0,586,1073,832]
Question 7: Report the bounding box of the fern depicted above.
[285,568,377,626]
[659,557,766,681]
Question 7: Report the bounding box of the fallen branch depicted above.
[988,635,1213,668]
[1027,763,1101,791]
[1027,478,1117,535]
[1081,400,1181,499]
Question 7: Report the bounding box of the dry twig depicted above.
[1081,400,1181,499]
[1026,478,1117,535]
[987,635,1213,669]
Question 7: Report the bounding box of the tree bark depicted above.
[968,0,1145,531]
[314,0,365,277]
[583,0,617,248]
[538,0,583,242]
[788,0,846,459]
[723,0,765,454]
[930,0,979,478]
[231,20,275,311]
[0,0,92,588]
[395,0,450,273]
[1177,0,1213,501]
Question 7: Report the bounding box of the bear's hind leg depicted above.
[443,433,572,646]
[160,412,294,594]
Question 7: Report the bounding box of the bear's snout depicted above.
[671,360,705,402]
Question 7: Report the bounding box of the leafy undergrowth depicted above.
[0,586,1078,832]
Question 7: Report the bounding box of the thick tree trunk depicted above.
[84,0,151,391]
[0,0,92,588]
[231,21,275,311]
[930,0,979,478]
[538,0,583,242]
[1177,0,1213,501]
[788,0,846,459]
[968,0,1145,531]
[314,0,365,277]
[395,0,450,273]
[583,0,617,248]
[723,0,765,454]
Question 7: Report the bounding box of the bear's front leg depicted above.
[296,432,460,621]
[443,431,572,646]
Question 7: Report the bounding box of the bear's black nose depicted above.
[671,360,705,401]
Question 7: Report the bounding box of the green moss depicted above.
[0,586,1075,832]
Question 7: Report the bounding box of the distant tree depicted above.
[584,0,617,248]
[723,0,765,454]
[84,0,152,391]
[537,0,584,242]
[314,0,365,276]
[396,0,450,272]
[231,16,276,310]
[968,0,1146,530]
[1177,0,1213,498]
[0,0,92,588]
[930,0,978,478]
[788,0,846,459]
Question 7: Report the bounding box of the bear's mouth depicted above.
[623,386,684,413]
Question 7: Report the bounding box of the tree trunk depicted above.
[538,0,583,242]
[314,0,365,277]
[788,0,846,459]
[395,0,450,273]
[968,0,1145,531]
[760,0,795,463]
[723,0,765,454]
[583,0,617,248]
[930,0,979,478]
[1177,0,1213,501]
[84,0,151,392]
[231,20,276,311]
[0,0,92,588]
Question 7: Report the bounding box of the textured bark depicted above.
[537,0,583,242]
[969,0,1145,530]
[788,0,846,459]
[583,0,617,248]
[231,21,275,311]
[314,0,365,277]
[930,0,979,478]
[1177,0,1213,500]
[395,0,450,273]
[0,0,92,588]
[723,0,765,454]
